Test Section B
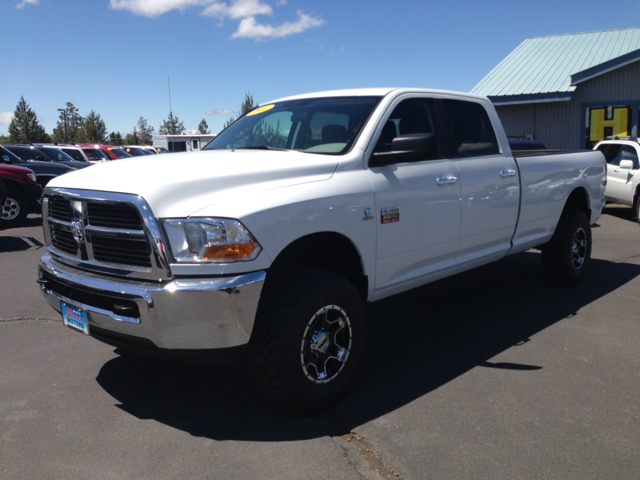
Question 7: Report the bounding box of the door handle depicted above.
[500,170,517,178]
[437,177,457,185]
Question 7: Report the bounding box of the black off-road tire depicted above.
[1,189,28,227]
[249,270,367,412]
[541,209,592,285]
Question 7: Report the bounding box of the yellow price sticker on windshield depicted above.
[247,104,275,116]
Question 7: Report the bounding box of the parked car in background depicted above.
[120,146,153,157]
[39,144,109,163]
[508,139,549,151]
[0,164,42,227]
[3,144,90,170]
[77,144,133,160]
[593,136,640,222]
[1,145,86,189]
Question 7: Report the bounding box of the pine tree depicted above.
[159,112,185,135]
[109,132,123,145]
[222,92,256,129]
[136,117,154,145]
[124,128,140,145]
[198,118,210,134]
[8,96,50,143]
[52,102,83,143]
[82,110,108,143]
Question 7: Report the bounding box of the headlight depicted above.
[161,218,261,263]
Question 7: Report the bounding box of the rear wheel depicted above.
[1,189,28,227]
[541,210,591,285]
[250,270,366,412]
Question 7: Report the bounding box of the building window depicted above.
[585,106,632,148]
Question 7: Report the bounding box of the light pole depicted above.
[57,109,68,143]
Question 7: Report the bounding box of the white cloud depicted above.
[202,0,272,20]
[0,112,14,125]
[232,10,323,40]
[110,0,323,39]
[206,108,234,115]
[16,0,39,8]
[109,0,211,17]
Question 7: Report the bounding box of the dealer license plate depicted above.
[61,302,89,335]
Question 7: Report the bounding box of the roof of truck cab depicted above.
[264,88,490,104]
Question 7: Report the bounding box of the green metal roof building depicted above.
[471,28,640,149]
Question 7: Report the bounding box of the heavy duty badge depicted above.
[381,206,399,224]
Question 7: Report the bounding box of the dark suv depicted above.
[1,145,87,189]
[3,144,89,170]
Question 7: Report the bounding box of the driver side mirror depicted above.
[370,133,439,167]
[2,154,10,163]
[619,159,635,170]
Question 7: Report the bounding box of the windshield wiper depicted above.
[234,146,289,151]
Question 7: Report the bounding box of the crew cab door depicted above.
[439,98,520,265]
[366,96,461,291]
[597,143,639,204]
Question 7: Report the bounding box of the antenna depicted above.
[168,75,173,115]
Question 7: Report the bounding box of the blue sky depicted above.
[1,0,639,138]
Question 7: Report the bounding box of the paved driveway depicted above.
[1,208,639,479]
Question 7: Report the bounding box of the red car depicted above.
[77,144,133,160]
[0,164,42,227]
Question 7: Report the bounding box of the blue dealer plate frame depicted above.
[61,301,89,335]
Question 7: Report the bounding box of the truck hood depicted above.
[47,149,339,218]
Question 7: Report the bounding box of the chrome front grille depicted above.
[43,188,170,280]
[86,202,142,229]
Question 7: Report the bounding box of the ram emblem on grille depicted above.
[71,220,84,244]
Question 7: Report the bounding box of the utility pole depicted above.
[57,109,68,143]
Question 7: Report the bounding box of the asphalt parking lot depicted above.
[1,207,639,479]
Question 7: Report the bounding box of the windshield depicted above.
[205,96,382,155]
[37,147,76,162]
[109,148,132,158]
[82,148,109,161]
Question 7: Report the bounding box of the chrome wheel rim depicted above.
[572,227,587,270]
[301,305,352,384]
[2,197,20,221]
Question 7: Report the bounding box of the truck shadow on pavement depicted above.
[96,251,640,441]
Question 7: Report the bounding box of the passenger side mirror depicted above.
[619,159,635,170]
[370,133,438,167]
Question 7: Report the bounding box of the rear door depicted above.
[439,98,520,265]
[598,143,639,204]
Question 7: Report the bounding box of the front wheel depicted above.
[1,189,28,227]
[541,210,592,285]
[249,270,367,412]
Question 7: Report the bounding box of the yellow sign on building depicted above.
[589,107,629,141]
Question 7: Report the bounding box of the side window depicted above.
[373,98,443,160]
[21,148,37,160]
[596,144,621,164]
[62,149,83,161]
[620,146,639,169]
[442,99,499,157]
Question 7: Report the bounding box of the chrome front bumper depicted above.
[38,254,265,350]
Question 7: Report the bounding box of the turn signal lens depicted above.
[202,242,256,260]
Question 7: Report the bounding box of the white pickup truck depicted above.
[38,88,606,411]
[593,136,640,222]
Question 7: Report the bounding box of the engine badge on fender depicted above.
[381,206,399,224]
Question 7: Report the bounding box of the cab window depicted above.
[442,99,499,157]
[373,97,443,160]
